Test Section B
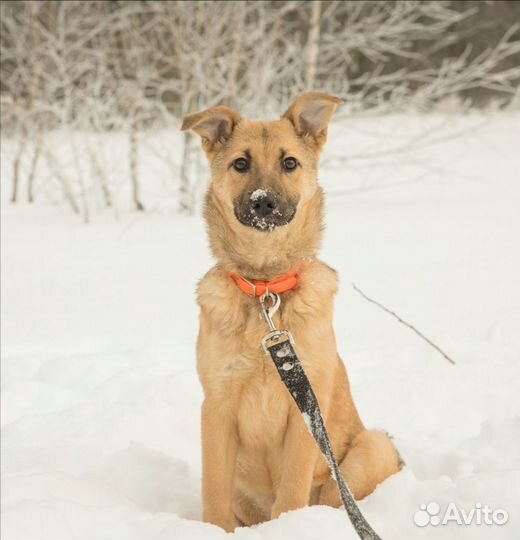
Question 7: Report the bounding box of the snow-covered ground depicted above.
[1,113,519,539]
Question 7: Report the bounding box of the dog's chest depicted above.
[197,263,337,442]
[230,307,292,441]
[203,300,295,445]
[236,360,291,448]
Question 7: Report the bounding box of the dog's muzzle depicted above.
[234,191,296,232]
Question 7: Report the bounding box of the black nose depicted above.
[251,193,278,217]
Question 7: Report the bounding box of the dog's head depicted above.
[181,93,342,234]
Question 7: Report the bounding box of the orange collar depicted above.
[230,270,298,297]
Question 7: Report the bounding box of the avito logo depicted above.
[413,502,508,527]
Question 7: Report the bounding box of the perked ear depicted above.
[282,92,344,149]
[181,106,241,155]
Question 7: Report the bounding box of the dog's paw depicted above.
[203,510,236,532]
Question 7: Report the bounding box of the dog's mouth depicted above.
[233,192,297,232]
[234,206,296,232]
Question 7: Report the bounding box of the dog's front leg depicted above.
[201,398,238,532]
[271,405,319,519]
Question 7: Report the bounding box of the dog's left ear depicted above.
[181,106,241,157]
[282,92,344,150]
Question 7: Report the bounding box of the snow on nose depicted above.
[250,188,267,201]
[250,189,278,217]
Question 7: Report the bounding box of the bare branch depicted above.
[351,282,456,365]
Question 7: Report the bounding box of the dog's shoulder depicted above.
[197,265,235,305]
[196,265,248,332]
[298,259,338,297]
[283,259,338,323]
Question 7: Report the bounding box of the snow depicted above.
[1,113,520,539]
[250,188,268,201]
[301,412,312,433]
[250,212,276,232]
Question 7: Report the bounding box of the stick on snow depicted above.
[351,282,456,365]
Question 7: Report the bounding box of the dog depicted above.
[181,93,401,532]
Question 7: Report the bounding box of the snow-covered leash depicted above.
[259,292,382,540]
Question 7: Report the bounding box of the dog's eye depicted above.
[282,157,298,172]
[233,157,250,172]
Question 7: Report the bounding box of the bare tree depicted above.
[1,1,518,218]
[129,110,145,212]
[304,0,322,91]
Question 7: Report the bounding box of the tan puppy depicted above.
[182,93,401,532]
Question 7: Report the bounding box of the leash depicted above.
[259,292,382,540]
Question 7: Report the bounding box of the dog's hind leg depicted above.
[318,429,402,504]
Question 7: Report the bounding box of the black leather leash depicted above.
[259,292,382,540]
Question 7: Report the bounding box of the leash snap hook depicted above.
[259,291,280,332]
[260,292,292,355]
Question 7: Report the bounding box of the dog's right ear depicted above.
[181,107,241,156]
